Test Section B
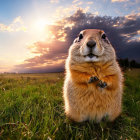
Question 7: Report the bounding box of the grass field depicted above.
[0,70,140,140]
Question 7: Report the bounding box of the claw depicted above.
[97,81,107,88]
[88,76,99,83]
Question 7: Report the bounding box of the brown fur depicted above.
[63,29,123,122]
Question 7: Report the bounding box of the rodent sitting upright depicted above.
[63,29,123,122]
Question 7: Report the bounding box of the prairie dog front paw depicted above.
[88,76,99,83]
[97,80,107,88]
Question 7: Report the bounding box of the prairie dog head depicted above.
[68,29,116,64]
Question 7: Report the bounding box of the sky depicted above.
[0,0,140,73]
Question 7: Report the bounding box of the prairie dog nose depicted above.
[87,40,96,48]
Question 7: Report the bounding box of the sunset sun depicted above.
[34,18,48,31]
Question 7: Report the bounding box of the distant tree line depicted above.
[118,58,140,69]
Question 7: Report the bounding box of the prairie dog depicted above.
[63,29,123,122]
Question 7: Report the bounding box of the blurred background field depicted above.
[0,69,140,140]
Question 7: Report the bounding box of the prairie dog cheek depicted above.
[92,45,104,56]
[80,44,89,55]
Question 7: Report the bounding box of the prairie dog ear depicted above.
[99,30,104,34]
[73,38,78,43]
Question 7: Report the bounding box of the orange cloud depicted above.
[111,0,128,2]
[125,13,140,20]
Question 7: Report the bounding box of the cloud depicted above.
[72,0,80,3]
[14,9,140,73]
[87,1,94,5]
[75,1,83,6]
[50,0,59,3]
[53,3,90,20]
[0,16,27,32]
[111,0,128,2]
[15,61,64,73]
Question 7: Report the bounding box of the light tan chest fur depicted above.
[64,61,123,122]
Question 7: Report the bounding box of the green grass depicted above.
[0,70,140,140]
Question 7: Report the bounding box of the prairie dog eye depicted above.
[101,33,106,39]
[73,33,83,43]
[79,34,83,40]
[101,33,110,44]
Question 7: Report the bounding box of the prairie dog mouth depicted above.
[84,53,98,58]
